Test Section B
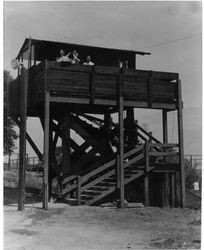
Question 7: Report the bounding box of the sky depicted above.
[3,1,202,158]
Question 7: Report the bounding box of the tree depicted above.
[4,70,18,155]
[185,159,199,189]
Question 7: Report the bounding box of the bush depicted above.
[185,159,199,189]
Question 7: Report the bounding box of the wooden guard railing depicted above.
[148,142,179,158]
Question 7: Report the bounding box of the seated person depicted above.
[56,49,72,62]
[83,55,94,65]
[71,50,81,64]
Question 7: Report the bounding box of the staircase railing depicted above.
[148,143,179,165]
[62,145,144,203]
[134,122,161,143]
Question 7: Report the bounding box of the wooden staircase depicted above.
[52,115,179,206]
[61,145,147,205]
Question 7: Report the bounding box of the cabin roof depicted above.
[17,38,151,61]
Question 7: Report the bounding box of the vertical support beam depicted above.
[104,111,111,130]
[77,176,81,205]
[144,142,149,206]
[28,37,32,69]
[162,110,168,143]
[118,73,125,208]
[43,91,50,210]
[126,108,135,150]
[48,119,53,200]
[116,155,120,190]
[62,113,71,176]
[134,120,139,144]
[170,173,176,207]
[177,79,185,208]
[18,68,28,211]
[162,110,170,207]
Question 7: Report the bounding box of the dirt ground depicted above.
[4,198,201,250]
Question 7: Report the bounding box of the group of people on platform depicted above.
[56,49,94,65]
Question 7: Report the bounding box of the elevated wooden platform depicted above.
[8,61,185,211]
[9,61,179,117]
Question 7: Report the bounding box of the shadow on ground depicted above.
[4,186,42,206]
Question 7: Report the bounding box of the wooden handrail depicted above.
[149,152,179,157]
[82,159,116,181]
[62,175,79,185]
[124,152,144,168]
[62,145,145,196]
[135,123,161,143]
[135,131,148,142]
[149,143,178,148]
[124,145,144,158]
[81,150,145,192]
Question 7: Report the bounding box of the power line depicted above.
[136,33,202,50]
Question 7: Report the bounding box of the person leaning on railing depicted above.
[83,55,94,66]
[56,49,72,62]
[71,50,81,64]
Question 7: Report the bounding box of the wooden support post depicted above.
[126,108,135,150]
[43,91,50,210]
[104,111,111,130]
[18,68,28,211]
[174,172,177,207]
[48,120,53,201]
[118,73,125,208]
[177,80,185,208]
[162,110,170,207]
[62,113,71,176]
[170,173,176,207]
[134,120,139,144]
[28,37,32,69]
[77,176,81,205]
[144,142,149,206]
[116,155,120,189]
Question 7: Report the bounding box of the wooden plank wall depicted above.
[46,62,178,103]
[8,61,179,117]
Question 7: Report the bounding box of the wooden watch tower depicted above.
[8,38,185,210]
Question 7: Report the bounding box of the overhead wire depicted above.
[136,33,202,50]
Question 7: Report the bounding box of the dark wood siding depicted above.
[8,61,179,117]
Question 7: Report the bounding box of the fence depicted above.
[4,154,202,172]
[184,155,202,170]
[4,156,43,173]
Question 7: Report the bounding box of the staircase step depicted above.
[100,180,116,185]
[63,198,86,206]
[126,166,144,171]
[125,170,141,174]
[82,190,101,196]
[81,194,94,200]
[89,186,109,191]
[96,182,116,187]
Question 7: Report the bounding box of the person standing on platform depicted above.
[83,55,94,65]
[56,49,72,62]
[71,50,81,64]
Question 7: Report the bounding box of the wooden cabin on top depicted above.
[8,38,185,211]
